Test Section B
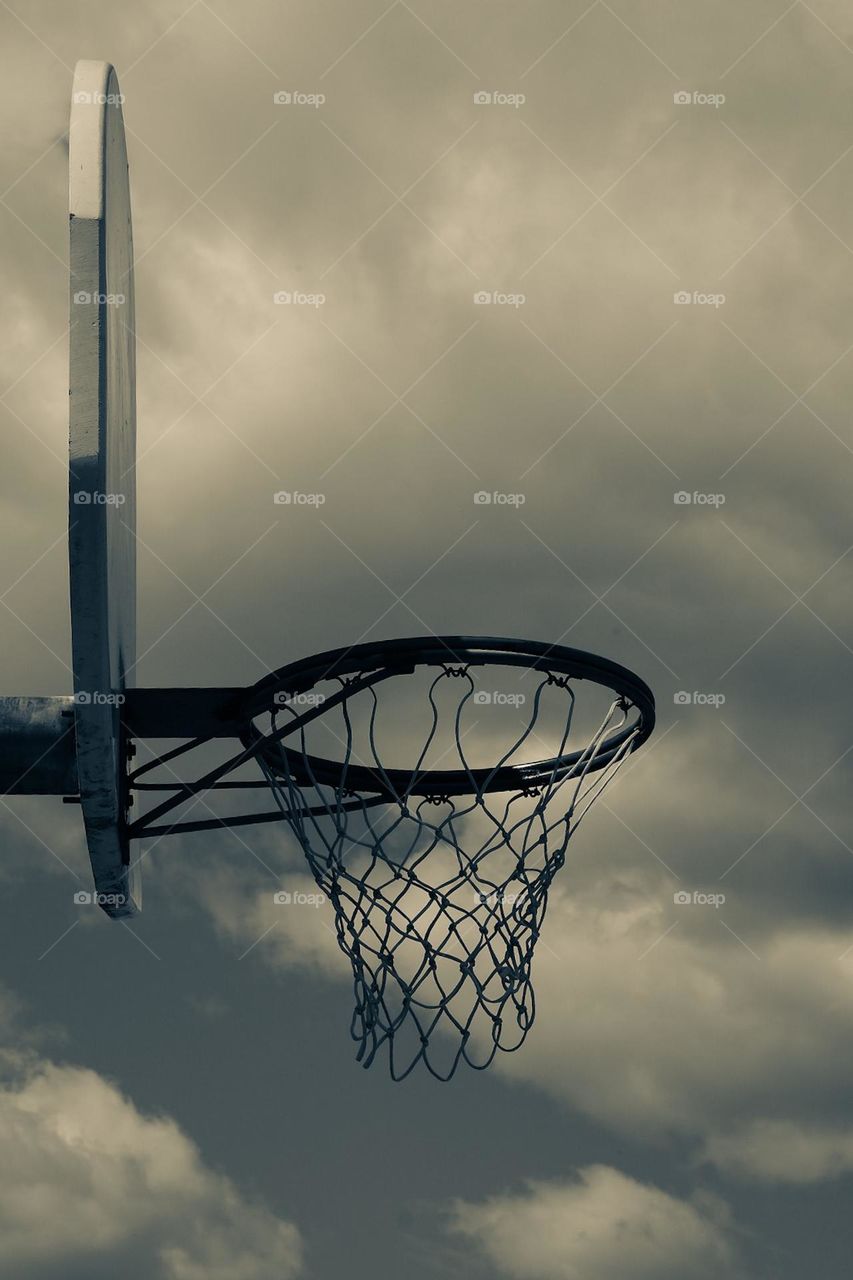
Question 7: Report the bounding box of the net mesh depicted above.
[251,665,640,1080]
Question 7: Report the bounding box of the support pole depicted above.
[0,697,78,794]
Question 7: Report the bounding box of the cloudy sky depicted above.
[2,0,853,1276]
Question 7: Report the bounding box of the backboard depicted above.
[68,61,139,917]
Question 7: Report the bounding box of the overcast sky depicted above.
[2,1,853,1277]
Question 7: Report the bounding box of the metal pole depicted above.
[0,697,78,795]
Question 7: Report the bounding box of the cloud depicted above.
[0,1053,302,1279]
[449,1165,740,1280]
[495,873,853,1142]
[193,843,853,1160]
[702,1119,853,1184]
[206,842,853,1155]
[197,862,345,979]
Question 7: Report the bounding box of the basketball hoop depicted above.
[0,65,658,1082]
[109,636,654,1078]
[236,637,654,1079]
